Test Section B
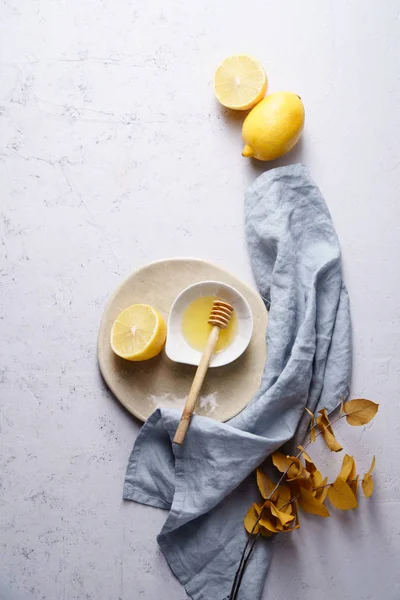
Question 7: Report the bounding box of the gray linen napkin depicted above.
[123,164,352,600]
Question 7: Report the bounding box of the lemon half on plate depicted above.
[213,54,267,111]
[110,304,167,361]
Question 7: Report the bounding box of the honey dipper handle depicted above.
[173,326,220,445]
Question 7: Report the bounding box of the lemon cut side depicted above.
[110,304,167,361]
[213,54,267,111]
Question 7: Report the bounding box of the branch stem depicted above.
[229,412,346,600]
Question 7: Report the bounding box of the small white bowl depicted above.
[166,280,253,367]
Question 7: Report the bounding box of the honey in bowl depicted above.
[182,296,237,353]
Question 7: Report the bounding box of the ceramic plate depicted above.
[97,258,268,423]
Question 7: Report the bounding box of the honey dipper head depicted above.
[208,300,234,329]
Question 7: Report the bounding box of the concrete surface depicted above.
[1,0,399,598]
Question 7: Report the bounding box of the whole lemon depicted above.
[242,92,305,161]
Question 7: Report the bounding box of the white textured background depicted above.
[1,1,399,599]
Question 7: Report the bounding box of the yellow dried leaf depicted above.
[260,528,273,537]
[297,444,306,455]
[244,504,260,534]
[336,455,359,497]
[260,512,279,533]
[271,452,292,473]
[270,502,295,527]
[324,428,343,452]
[272,453,303,479]
[259,500,298,533]
[305,408,317,442]
[259,508,279,533]
[362,457,376,499]
[328,479,357,510]
[288,470,311,483]
[349,457,357,481]
[343,399,379,426]
[276,507,300,533]
[278,502,292,515]
[339,454,355,482]
[287,457,305,479]
[253,502,264,516]
[245,502,273,537]
[316,422,343,451]
[316,409,343,452]
[287,523,300,532]
[276,485,292,513]
[312,470,323,489]
[316,477,329,503]
[256,469,278,501]
[297,445,315,466]
[362,473,374,498]
[368,455,376,475]
[276,519,299,533]
[298,487,330,517]
[350,475,359,496]
[305,459,317,474]
[289,477,313,498]
[291,502,300,530]
[305,407,315,423]
[318,408,330,423]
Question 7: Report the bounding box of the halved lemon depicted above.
[213,55,267,111]
[110,304,167,361]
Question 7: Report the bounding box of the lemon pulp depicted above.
[213,55,267,111]
[110,304,166,361]
[182,296,237,353]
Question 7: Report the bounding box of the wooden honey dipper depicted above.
[173,300,234,445]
